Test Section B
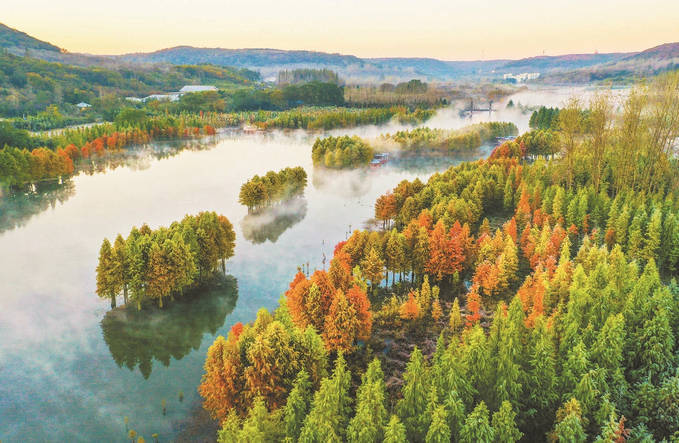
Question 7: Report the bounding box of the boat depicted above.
[370,153,389,168]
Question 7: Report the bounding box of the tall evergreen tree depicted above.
[397,347,430,441]
[283,370,312,441]
[551,398,587,443]
[492,401,523,443]
[383,415,407,443]
[323,290,360,353]
[643,208,662,264]
[425,405,451,443]
[525,318,558,437]
[449,297,463,333]
[217,410,241,443]
[112,234,130,304]
[239,396,281,441]
[460,401,494,443]
[347,359,388,443]
[298,354,352,442]
[96,238,117,308]
[361,247,385,292]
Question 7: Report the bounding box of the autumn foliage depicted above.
[285,251,372,352]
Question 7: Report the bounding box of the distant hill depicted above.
[118,47,382,81]
[2,22,678,84]
[540,42,679,83]
[502,52,631,72]
[368,58,509,79]
[120,46,366,67]
[119,45,678,83]
[623,42,679,61]
[0,23,61,53]
[118,48,511,81]
[0,50,257,116]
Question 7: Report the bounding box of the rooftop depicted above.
[179,85,217,93]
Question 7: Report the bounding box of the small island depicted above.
[238,166,308,212]
[386,121,518,152]
[311,135,374,169]
[310,122,518,170]
[96,211,235,310]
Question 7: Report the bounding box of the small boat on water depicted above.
[242,124,260,134]
[370,153,389,168]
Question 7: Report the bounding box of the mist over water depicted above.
[0,86,619,441]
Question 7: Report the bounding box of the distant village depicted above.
[502,72,540,83]
[124,85,218,103]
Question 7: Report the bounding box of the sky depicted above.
[4,0,678,60]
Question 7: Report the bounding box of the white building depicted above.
[179,85,218,93]
[503,72,540,83]
[142,93,181,102]
[139,86,217,103]
[76,102,91,109]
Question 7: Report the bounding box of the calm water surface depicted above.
[0,86,618,441]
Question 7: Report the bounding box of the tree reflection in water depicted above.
[0,180,76,234]
[241,196,307,244]
[100,273,238,379]
[311,167,371,199]
[0,138,219,235]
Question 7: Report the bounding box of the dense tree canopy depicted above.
[238,166,307,211]
[0,113,220,188]
[96,211,235,310]
[201,71,679,443]
[385,121,517,152]
[0,50,256,117]
[312,135,374,169]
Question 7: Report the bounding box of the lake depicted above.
[0,86,617,441]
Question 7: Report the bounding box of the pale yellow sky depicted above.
[4,0,678,60]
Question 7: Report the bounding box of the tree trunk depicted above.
[123,285,128,305]
[110,295,116,309]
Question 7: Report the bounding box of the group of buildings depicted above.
[125,85,218,103]
[502,72,540,83]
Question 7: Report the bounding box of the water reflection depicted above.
[385,147,494,174]
[100,274,238,379]
[312,167,372,198]
[79,138,219,176]
[241,197,308,244]
[0,138,219,235]
[0,86,611,441]
[0,181,76,234]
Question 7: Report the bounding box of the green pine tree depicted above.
[425,405,451,443]
[397,347,430,441]
[642,208,662,264]
[283,370,312,441]
[298,353,352,442]
[491,401,523,443]
[551,398,587,443]
[347,359,388,443]
[96,238,117,308]
[383,415,407,443]
[460,401,494,443]
[217,410,241,443]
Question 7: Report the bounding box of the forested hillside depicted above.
[198,71,679,442]
[0,22,60,52]
[0,51,257,116]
